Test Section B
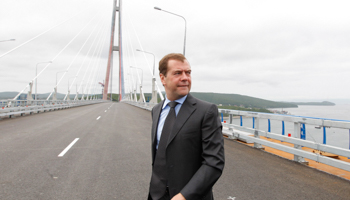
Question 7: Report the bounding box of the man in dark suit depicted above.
[149,53,225,200]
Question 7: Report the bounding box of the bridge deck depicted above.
[0,102,349,200]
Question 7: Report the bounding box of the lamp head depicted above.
[154,7,162,10]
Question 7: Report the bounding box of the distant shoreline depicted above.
[280,101,335,106]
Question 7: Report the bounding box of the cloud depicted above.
[1,0,350,101]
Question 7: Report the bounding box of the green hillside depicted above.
[189,92,297,108]
[0,91,18,99]
[143,92,298,109]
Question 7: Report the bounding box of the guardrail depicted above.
[124,101,350,172]
[122,100,156,111]
[219,109,350,172]
[0,99,105,119]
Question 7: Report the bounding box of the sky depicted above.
[1,0,350,102]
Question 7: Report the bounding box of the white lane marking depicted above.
[96,116,101,120]
[58,138,79,157]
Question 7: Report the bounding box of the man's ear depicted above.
[160,73,166,86]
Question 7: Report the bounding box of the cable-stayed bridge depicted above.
[1,1,350,199]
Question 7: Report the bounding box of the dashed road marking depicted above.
[58,138,79,157]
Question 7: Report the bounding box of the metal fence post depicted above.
[254,117,264,149]
[229,114,233,131]
[228,114,237,139]
[293,122,307,163]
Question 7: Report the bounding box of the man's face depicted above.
[160,59,192,101]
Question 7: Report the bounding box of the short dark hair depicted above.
[159,53,187,76]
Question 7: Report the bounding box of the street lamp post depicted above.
[128,71,137,102]
[127,73,134,101]
[136,49,158,103]
[35,61,52,100]
[136,49,155,76]
[130,66,143,87]
[154,7,187,56]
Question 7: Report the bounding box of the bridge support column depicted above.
[52,87,58,101]
[27,81,34,101]
[133,89,137,102]
[149,77,158,103]
[138,85,145,103]
[67,90,71,101]
[129,92,133,101]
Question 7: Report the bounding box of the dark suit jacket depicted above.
[150,94,225,200]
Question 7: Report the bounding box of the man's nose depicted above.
[180,72,189,81]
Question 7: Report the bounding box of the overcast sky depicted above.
[1,0,350,102]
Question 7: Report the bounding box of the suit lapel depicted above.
[152,100,164,146]
[167,94,197,147]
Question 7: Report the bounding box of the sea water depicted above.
[230,104,350,149]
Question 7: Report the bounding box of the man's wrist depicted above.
[171,193,186,200]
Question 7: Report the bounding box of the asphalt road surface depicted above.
[0,102,349,200]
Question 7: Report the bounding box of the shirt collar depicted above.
[162,95,188,109]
